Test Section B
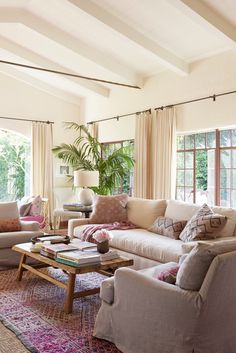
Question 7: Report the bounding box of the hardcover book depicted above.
[56,257,100,268]
[42,243,78,255]
[57,250,100,264]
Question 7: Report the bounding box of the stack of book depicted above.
[63,203,92,211]
[56,250,101,267]
[40,243,79,259]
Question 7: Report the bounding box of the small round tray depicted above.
[31,234,70,244]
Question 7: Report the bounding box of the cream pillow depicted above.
[176,242,216,291]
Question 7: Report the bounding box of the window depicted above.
[0,129,31,201]
[176,128,236,207]
[101,140,134,195]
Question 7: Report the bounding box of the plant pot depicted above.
[97,240,109,254]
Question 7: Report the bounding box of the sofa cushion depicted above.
[166,200,236,238]
[212,206,236,237]
[90,194,128,224]
[165,200,199,221]
[179,204,227,242]
[149,216,187,239]
[109,228,184,263]
[127,198,167,229]
[0,201,19,219]
[0,231,42,249]
[176,242,216,291]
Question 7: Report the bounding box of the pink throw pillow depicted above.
[155,262,179,284]
[0,218,21,232]
[29,195,42,216]
[90,194,128,224]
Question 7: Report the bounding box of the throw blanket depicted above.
[81,221,137,242]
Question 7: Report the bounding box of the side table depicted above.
[53,206,92,229]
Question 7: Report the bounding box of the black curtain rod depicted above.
[87,89,236,125]
[0,59,141,90]
[0,116,54,124]
[87,109,151,124]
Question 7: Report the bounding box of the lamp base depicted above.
[79,188,94,206]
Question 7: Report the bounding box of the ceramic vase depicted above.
[97,240,109,254]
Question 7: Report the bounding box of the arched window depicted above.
[0,129,31,201]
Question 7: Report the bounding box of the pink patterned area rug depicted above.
[0,268,121,353]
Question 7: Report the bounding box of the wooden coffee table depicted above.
[12,243,133,314]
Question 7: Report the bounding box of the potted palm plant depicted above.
[52,123,134,195]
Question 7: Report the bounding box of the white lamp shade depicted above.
[74,170,99,188]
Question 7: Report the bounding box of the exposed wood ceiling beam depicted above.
[170,0,236,46]
[68,0,189,75]
[0,64,81,105]
[0,36,111,97]
[0,7,141,86]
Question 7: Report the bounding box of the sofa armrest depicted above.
[114,267,202,324]
[68,218,91,238]
[20,221,40,231]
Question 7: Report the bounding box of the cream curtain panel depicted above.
[31,122,54,225]
[134,111,153,198]
[134,107,176,200]
[87,122,98,139]
[152,108,176,199]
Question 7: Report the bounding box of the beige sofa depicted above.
[68,198,236,270]
[0,202,42,267]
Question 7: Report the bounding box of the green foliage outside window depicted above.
[0,130,30,201]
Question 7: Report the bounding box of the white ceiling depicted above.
[0,0,234,105]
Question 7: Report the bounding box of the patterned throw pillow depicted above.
[179,203,227,242]
[0,218,21,232]
[89,194,128,224]
[149,216,187,239]
[29,195,42,216]
[155,262,179,284]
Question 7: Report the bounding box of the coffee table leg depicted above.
[17,254,26,281]
[64,273,76,314]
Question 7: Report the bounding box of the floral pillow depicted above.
[155,262,179,284]
[149,216,187,239]
[89,194,128,224]
[29,195,42,216]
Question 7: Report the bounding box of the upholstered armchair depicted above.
[0,201,42,266]
[94,246,236,353]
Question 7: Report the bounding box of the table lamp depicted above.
[74,170,99,206]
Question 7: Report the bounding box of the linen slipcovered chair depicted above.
[94,247,236,353]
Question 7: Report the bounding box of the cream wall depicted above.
[0,72,82,205]
[0,72,81,143]
[84,51,236,142]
